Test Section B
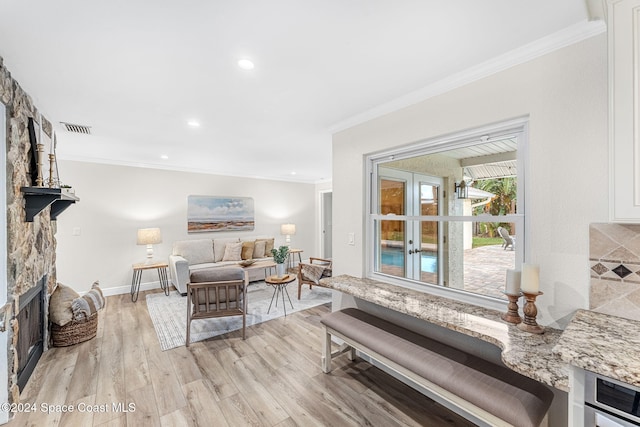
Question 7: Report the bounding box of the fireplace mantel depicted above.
[20,187,79,222]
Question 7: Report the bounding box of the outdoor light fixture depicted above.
[137,227,162,260]
[455,180,468,199]
[280,223,296,246]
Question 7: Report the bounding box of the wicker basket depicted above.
[51,313,98,347]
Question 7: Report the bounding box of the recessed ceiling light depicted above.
[291,171,297,175]
[187,120,200,127]
[160,154,169,160]
[238,59,255,70]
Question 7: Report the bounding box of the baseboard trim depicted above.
[99,280,177,297]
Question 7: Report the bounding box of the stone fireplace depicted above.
[15,276,46,391]
[1,56,58,411]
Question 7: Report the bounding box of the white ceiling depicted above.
[0,1,594,183]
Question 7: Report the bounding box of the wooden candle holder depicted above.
[501,292,522,324]
[517,291,544,334]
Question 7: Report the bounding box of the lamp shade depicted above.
[137,228,162,245]
[280,223,296,235]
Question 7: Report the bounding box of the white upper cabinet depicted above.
[609,0,640,221]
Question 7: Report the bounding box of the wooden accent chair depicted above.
[186,267,247,346]
[297,257,332,299]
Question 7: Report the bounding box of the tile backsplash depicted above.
[590,223,640,321]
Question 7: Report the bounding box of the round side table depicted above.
[265,274,296,316]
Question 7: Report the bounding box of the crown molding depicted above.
[329,20,606,134]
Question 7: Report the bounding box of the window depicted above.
[367,119,526,303]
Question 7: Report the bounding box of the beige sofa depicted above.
[169,236,275,295]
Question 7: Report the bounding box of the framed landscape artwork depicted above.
[187,196,255,233]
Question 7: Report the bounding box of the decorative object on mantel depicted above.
[502,269,522,324]
[271,245,289,278]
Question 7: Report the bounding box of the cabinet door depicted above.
[609,0,640,221]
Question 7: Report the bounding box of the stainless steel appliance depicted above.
[585,371,640,426]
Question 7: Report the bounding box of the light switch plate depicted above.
[348,232,355,245]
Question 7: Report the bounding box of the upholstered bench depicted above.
[321,308,553,427]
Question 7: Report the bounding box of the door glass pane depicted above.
[379,179,405,277]
[420,183,438,284]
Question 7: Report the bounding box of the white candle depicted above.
[505,269,521,295]
[521,264,540,294]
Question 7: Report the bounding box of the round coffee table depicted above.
[265,274,296,316]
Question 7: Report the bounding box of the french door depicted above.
[377,168,443,285]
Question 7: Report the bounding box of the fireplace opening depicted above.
[16,275,46,391]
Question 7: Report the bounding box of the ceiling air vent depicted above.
[60,122,91,135]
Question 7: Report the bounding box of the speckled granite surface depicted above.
[552,309,640,387]
[319,275,569,391]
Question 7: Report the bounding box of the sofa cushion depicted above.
[213,238,241,262]
[188,262,217,272]
[222,241,243,261]
[174,239,214,265]
[241,241,254,260]
[253,240,266,258]
[49,283,80,326]
[190,266,245,283]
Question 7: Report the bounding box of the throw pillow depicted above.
[253,240,266,258]
[256,238,275,254]
[241,241,255,260]
[301,264,326,284]
[222,241,243,261]
[213,238,241,262]
[49,283,80,326]
[71,281,105,321]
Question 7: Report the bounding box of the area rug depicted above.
[146,281,332,350]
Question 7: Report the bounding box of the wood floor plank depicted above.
[59,394,96,427]
[188,343,239,400]
[217,349,289,426]
[217,393,264,427]
[166,345,202,387]
[125,384,160,427]
[66,336,101,403]
[181,379,229,427]
[93,295,126,426]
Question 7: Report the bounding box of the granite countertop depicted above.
[319,274,569,391]
[552,309,640,387]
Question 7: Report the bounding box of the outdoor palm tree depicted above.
[473,177,517,236]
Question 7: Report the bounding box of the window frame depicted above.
[365,118,529,310]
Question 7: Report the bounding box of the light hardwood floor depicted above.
[8,289,476,427]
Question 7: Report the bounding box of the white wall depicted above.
[332,33,608,329]
[55,160,318,295]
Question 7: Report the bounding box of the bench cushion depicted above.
[322,308,553,427]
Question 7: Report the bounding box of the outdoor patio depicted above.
[463,244,515,299]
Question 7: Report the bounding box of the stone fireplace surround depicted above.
[0,56,58,412]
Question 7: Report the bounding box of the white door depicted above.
[377,168,442,285]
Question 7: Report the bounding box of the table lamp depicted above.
[137,227,162,260]
[281,223,296,246]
